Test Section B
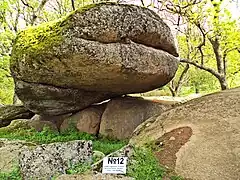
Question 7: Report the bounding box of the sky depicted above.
[226,1,240,18]
[128,0,240,17]
[17,0,240,30]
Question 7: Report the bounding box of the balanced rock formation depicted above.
[130,88,240,180]
[10,3,179,116]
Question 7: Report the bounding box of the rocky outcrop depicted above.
[99,96,171,140]
[0,119,58,132]
[14,80,113,116]
[0,139,92,179]
[130,87,240,180]
[0,139,36,174]
[11,3,179,116]
[0,105,34,128]
[60,104,106,135]
[31,114,72,129]
[58,97,171,139]
[19,140,92,179]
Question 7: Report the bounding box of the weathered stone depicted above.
[0,119,58,132]
[130,87,240,180]
[0,139,36,174]
[56,173,134,180]
[60,104,106,134]
[15,80,115,116]
[28,119,58,132]
[11,3,179,115]
[19,140,92,179]
[31,113,72,129]
[99,96,171,140]
[0,105,34,128]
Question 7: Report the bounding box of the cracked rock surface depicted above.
[11,3,179,115]
[19,140,92,179]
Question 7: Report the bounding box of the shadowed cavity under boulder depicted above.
[0,105,34,128]
[10,3,179,116]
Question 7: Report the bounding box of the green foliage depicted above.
[0,167,21,180]
[163,0,240,95]
[11,20,67,68]
[66,162,91,174]
[127,148,166,180]
[170,176,184,180]
[0,127,127,155]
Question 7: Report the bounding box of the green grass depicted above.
[170,176,184,180]
[127,148,166,180]
[0,127,126,179]
[66,162,91,175]
[0,168,21,180]
[0,128,183,180]
[0,127,127,155]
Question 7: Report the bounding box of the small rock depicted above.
[93,151,105,163]
[169,136,175,141]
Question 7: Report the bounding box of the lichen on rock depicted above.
[11,3,99,69]
[19,140,92,179]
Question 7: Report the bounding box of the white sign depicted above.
[102,157,128,174]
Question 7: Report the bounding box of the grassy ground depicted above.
[0,127,127,179]
[0,127,183,179]
[0,127,126,155]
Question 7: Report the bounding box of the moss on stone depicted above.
[11,20,67,64]
[0,119,31,133]
[10,3,102,67]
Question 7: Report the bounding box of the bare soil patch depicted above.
[154,126,192,169]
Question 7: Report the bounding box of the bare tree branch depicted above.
[71,0,75,10]
[20,0,34,10]
[180,58,222,80]
[31,0,49,25]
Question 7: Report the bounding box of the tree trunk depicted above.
[169,86,176,97]
[219,76,228,90]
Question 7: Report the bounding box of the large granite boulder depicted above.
[0,139,92,179]
[0,105,34,128]
[60,104,106,135]
[99,96,172,140]
[130,88,240,180]
[11,3,179,115]
[19,140,92,179]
